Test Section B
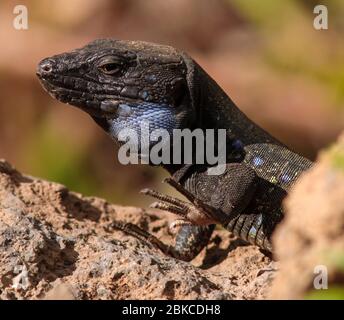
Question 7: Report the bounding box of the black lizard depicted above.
[36,39,313,261]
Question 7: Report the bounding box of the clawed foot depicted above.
[110,220,194,260]
[140,188,192,219]
[140,177,216,226]
[110,178,218,259]
[110,220,170,254]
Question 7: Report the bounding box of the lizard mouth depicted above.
[37,75,137,119]
[38,78,102,117]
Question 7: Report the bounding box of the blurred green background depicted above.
[0,0,343,207]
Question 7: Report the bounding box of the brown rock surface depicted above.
[270,133,344,299]
[0,159,274,300]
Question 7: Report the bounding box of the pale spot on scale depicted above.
[249,225,257,238]
[280,173,291,183]
[269,176,278,184]
[118,104,132,117]
[145,74,157,84]
[257,214,263,225]
[252,156,264,166]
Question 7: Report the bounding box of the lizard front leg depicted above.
[139,186,217,261]
[117,163,259,261]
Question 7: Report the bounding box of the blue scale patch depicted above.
[257,214,263,226]
[252,156,264,166]
[109,102,177,138]
[249,214,263,240]
[232,139,243,150]
[280,173,292,183]
[248,225,257,239]
[140,91,149,100]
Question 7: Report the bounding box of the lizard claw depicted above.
[141,185,216,225]
[169,219,192,234]
[139,188,151,195]
[149,201,187,217]
[110,220,172,253]
[109,220,182,260]
[140,187,190,209]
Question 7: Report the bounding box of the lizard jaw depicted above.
[37,74,132,119]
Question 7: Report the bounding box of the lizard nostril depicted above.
[37,60,54,77]
[42,64,52,72]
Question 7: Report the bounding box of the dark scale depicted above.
[37,39,313,261]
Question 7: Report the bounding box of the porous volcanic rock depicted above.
[0,159,274,300]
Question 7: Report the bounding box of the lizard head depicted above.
[37,39,198,155]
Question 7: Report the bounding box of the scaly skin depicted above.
[36,39,313,261]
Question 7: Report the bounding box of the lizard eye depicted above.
[98,63,121,75]
[98,57,124,75]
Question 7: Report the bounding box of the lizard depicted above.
[36,39,313,261]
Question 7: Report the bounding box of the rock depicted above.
[270,133,344,299]
[0,159,273,300]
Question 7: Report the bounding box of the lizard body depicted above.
[37,39,313,261]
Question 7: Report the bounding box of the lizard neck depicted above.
[194,64,280,147]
